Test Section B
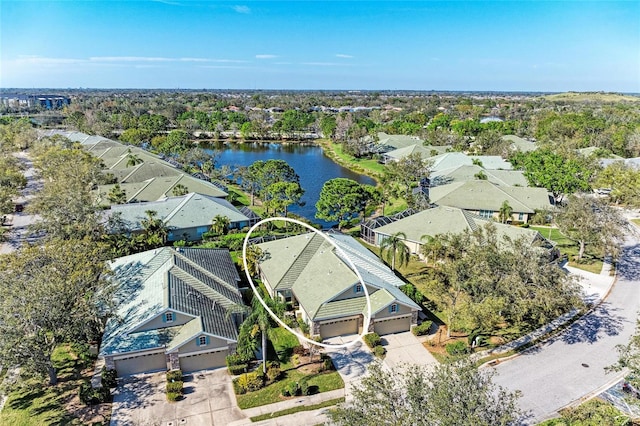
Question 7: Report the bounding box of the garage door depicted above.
[179,349,228,373]
[374,316,411,335]
[319,318,358,338]
[114,352,166,376]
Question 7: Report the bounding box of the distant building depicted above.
[0,94,70,110]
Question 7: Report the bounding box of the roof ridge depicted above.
[163,193,195,223]
[169,266,236,309]
[121,161,146,183]
[127,178,155,202]
[172,250,240,295]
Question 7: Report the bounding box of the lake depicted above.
[204,142,377,228]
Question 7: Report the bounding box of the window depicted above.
[389,304,398,313]
[479,210,493,219]
[165,312,174,323]
[518,212,524,221]
[198,336,207,346]
[354,284,363,294]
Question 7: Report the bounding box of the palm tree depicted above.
[141,210,168,246]
[498,200,513,224]
[380,231,411,271]
[244,244,264,277]
[107,184,127,204]
[420,234,443,266]
[172,183,189,197]
[249,293,272,374]
[126,149,143,167]
[211,214,231,235]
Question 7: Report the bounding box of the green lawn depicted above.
[0,344,108,426]
[250,397,345,422]
[235,368,344,409]
[530,226,604,274]
[268,327,300,362]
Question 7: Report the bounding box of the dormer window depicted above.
[165,312,174,323]
[354,284,363,294]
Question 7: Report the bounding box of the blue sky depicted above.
[1,1,639,92]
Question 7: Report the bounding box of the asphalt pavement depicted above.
[491,232,640,424]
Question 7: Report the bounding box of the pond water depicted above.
[204,142,377,228]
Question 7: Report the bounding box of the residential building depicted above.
[256,232,421,338]
[100,247,244,376]
[106,193,257,242]
[428,180,552,223]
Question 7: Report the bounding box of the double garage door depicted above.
[319,317,359,339]
[114,351,166,377]
[179,349,228,373]
[374,315,412,335]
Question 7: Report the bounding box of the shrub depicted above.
[299,377,310,396]
[167,391,181,402]
[166,369,183,382]
[297,318,310,335]
[226,353,246,367]
[322,357,334,371]
[445,341,468,356]
[282,381,300,397]
[228,363,248,375]
[374,345,386,358]
[412,321,433,336]
[363,333,381,349]
[292,354,300,366]
[78,381,111,405]
[234,372,264,394]
[266,364,281,383]
[101,367,117,389]
[166,381,183,394]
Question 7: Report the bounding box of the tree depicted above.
[512,149,595,203]
[264,181,304,216]
[0,238,113,385]
[248,159,301,203]
[172,183,189,197]
[383,152,431,201]
[595,162,640,207]
[329,360,523,426]
[315,178,375,229]
[29,146,105,239]
[379,232,410,271]
[125,150,143,167]
[243,244,264,277]
[498,200,513,224]
[420,234,444,266]
[555,195,627,260]
[139,209,168,247]
[211,214,230,235]
[107,184,128,204]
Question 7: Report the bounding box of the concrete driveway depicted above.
[323,335,374,399]
[110,368,245,426]
[381,331,438,369]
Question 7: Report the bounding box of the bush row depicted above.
[166,369,184,402]
[412,321,433,336]
[363,333,386,358]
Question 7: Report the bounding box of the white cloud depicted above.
[233,5,251,14]
[90,56,172,62]
[256,54,278,59]
[336,54,353,58]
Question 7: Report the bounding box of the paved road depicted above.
[491,233,640,424]
[0,151,41,255]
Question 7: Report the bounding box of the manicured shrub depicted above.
[445,341,468,356]
[166,381,184,394]
[373,345,386,358]
[283,381,300,397]
[101,367,117,389]
[228,363,248,375]
[412,321,433,336]
[363,332,381,349]
[226,353,246,367]
[166,369,183,382]
[167,391,181,402]
[299,377,310,396]
[234,372,264,394]
[266,364,281,383]
[322,357,334,371]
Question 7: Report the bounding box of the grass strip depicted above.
[250,397,345,422]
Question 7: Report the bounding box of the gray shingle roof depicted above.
[100,247,242,356]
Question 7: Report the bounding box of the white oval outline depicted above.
[242,216,371,349]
